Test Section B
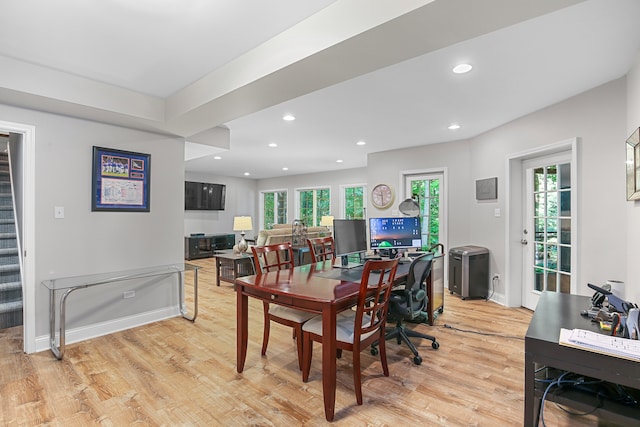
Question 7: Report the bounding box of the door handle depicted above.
[521,239,528,245]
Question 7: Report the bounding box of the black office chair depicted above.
[372,252,439,365]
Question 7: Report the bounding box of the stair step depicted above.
[0,281,21,292]
[0,300,22,314]
[0,247,18,256]
[0,264,20,273]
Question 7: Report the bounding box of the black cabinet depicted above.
[185,234,235,260]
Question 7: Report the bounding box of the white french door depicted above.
[522,152,574,310]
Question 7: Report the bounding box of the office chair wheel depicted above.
[413,355,422,365]
[432,341,440,349]
[370,346,379,356]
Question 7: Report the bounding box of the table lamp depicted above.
[233,216,253,253]
[320,215,334,235]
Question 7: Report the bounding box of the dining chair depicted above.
[251,242,316,370]
[306,236,335,264]
[301,258,399,405]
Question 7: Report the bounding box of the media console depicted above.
[185,233,235,260]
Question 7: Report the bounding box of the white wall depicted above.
[367,78,629,304]
[626,53,640,306]
[184,172,257,242]
[473,78,627,303]
[0,103,185,349]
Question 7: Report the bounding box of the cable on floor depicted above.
[441,323,524,340]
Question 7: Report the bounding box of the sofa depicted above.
[255,224,329,247]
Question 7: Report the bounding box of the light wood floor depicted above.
[1,258,602,426]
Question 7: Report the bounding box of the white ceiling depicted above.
[2,0,640,179]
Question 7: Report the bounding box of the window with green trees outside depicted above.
[262,190,287,229]
[344,185,365,219]
[298,188,330,226]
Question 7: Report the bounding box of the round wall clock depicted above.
[371,183,394,209]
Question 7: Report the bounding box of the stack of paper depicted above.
[559,328,640,362]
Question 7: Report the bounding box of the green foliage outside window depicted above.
[344,186,365,219]
[299,188,330,226]
[410,178,440,250]
[262,191,287,229]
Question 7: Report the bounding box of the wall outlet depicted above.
[123,290,135,299]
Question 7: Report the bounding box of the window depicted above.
[261,190,287,229]
[341,184,366,219]
[406,174,442,250]
[297,187,330,226]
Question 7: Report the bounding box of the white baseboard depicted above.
[34,306,181,354]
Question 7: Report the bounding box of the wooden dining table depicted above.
[234,259,410,421]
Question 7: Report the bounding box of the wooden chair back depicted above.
[354,258,399,341]
[251,242,295,273]
[306,236,335,264]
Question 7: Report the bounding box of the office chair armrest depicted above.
[414,289,426,302]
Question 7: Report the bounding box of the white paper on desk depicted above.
[559,328,640,362]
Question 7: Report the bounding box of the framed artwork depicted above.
[627,128,640,201]
[91,146,151,212]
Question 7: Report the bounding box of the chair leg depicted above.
[294,324,304,371]
[403,328,437,344]
[353,345,363,405]
[261,302,270,356]
[301,332,313,382]
[378,331,389,377]
[397,328,420,358]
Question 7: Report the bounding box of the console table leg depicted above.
[180,267,198,322]
[50,287,79,360]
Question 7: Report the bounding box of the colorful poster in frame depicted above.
[92,146,151,212]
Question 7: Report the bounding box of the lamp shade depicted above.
[320,215,334,227]
[233,216,253,231]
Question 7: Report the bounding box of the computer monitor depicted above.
[333,219,367,268]
[369,217,422,254]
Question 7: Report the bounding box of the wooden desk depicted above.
[524,292,640,426]
[235,260,411,421]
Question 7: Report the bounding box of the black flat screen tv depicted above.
[185,181,226,210]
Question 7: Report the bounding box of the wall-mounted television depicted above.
[185,181,226,210]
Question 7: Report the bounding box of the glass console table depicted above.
[41,263,199,360]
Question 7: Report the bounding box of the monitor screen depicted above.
[369,217,422,249]
[333,219,367,258]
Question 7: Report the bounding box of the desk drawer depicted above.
[243,287,293,306]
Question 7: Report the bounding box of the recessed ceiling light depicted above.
[268,143,278,147]
[282,167,289,171]
[452,63,472,74]
[243,172,250,176]
[448,124,461,130]
[213,156,222,160]
[283,114,295,121]
[356,140,366,146]
[336,159,343,163]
